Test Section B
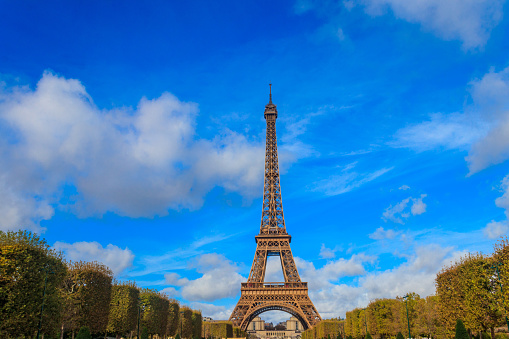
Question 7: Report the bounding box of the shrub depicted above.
[396,332,405,339]
[76,326,92,339]
[455,320,468,339]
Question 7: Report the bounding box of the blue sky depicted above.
[2,0,509,323]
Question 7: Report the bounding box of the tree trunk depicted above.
[491,328,495,339]
[72,330,75,339]
[61,323,65,339]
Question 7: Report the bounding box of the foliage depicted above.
[455,319,469,339]
[141,326,149,339]
[396,332,404,339]
[0,230,67,338]
[202,321,233,339]
[167,300,180,336]
[192,310,202,338]
[494,238,509,317]
[76,326,92,339]
[179,306,194,339]
[140,288,169,337]
[61,260,113,334]
[107,281,139,336]
[366,333,372,339]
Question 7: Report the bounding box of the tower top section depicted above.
[264,83,277,119]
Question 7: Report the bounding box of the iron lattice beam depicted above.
[229,87,321,330]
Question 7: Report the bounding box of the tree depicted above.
[396,332,404,339]
[436,261,465,338]
[107,281,139,337]
[179,307,193,339]
[456,320,468,339]
[415,295,439,339]
[459,254,502,338]
[167,300,180,337]
[140,288,169,338]
[192,311,202,339]
[76,326,92,339]
[61,261,113,336]
[493,238,509,327]
[0,230,67,339]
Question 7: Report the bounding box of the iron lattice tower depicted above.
[229,85,321,330]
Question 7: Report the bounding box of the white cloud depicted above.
[312,162,393,196]
[190,302,232,321]
[393,66,509,175]
[178,254,245,302]
[483,220,509,240]
[356,0,505,50]
[392,113,485,152]
[299,243,462,318]
[399,185,410,190]
[0,72,308,231]
[52,241,134,276]
[319,244,341,259]
[369,226,398,240]
[382,194,427,224]
[164,272,190,286]
[160,287,179,298]
[496,174,509,218]
[411,194,427,215]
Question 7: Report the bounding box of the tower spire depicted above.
[269,83,272,103]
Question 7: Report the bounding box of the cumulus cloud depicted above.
[312,162,393,196]
[299,243,462,318]
[369,226,398,240]
[53,241,134,276]
[483,220,509,240]
[190,302,232,321]
[178,254,245,302]
[0,72,307,231]
[356,0,505,50]
[382,194,427,224]
[164,272,190,286]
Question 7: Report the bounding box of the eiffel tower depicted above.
[229,85,321,331]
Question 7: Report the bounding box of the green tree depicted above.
[493,238,509,329]
[456,320,469,339]
[396,332,404,339]
[415,295,439,339]
[140,288,170,338]
[192,310,202,339]
[166,300,180,337]
[61,261,113,336]
[0,230,67,339]
[107,281,139,337]
[141,326,149,339]
[179,307,193,339]
[366,333,372,339]
[76,326,92,339]
[436,261,465,338]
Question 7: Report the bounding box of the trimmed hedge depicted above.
[302,320,343,339]
[202,321,234,339]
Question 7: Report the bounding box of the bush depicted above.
[366,334,372,339]
[141,326,149,339]
[495,334,509,339]
[76,326,92,339]
[455,320,468,339]
[396,332,405,339]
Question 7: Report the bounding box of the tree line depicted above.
[344,238,509,339]
[0,230,203,339]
